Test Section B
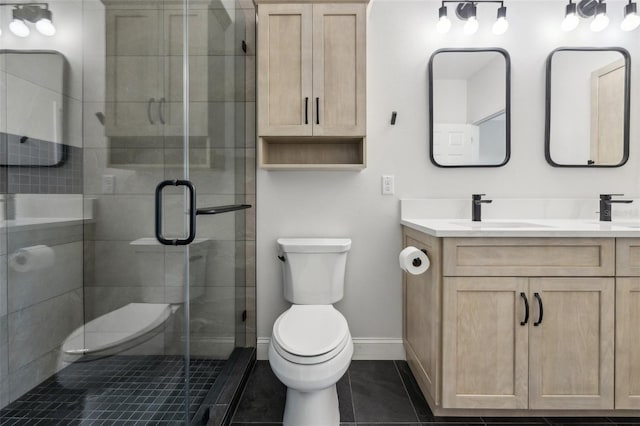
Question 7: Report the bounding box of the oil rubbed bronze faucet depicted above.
[599,194,633,222]
[472,194,493,222]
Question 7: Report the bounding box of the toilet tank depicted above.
[277,238,351,304]
[130,238,208,302]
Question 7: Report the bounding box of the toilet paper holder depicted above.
[412,249,428,267]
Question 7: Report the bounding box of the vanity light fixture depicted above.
[462,3,479,34]
[562,0,629,32]
[590,0,610,31]
[621,0,640,31]
[436,1,508,35]
[1,3,56,37]
[561,0,580,31]
[492,5,509,34]
[436,5,452,33]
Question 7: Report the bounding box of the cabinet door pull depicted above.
[520,292,529,326]
[315,97,320,125]
[159,97,166,124]
[148,98,156,124]
[533,292,544,326]
[305,97,309,125]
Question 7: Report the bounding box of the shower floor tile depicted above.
[0,355,224,425]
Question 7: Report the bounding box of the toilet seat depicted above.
[272,305,350,365]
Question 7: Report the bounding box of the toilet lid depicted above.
[273,305,349,358]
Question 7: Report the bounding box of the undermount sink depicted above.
[448,220,554,228]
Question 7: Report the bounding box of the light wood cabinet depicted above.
[402,229,629,416]
[256,0,367,169]
[528,278,614,410]
[105,6,209,138]
[442,277,529,410]
[615,277,640,409]
[403,228,442,406]
[442,276,614,411]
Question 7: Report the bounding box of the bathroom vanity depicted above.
[401,218,640,416]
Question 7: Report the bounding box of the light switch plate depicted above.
[102,175,115,194]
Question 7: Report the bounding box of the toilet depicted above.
[58,238,209,368]
[268,238,353,426]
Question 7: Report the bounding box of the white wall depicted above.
[467,55,505,124]
[433,79,466,122]
[256,0,640,357]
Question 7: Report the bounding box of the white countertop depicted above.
[0,217,87,232]
[401,218,640,238]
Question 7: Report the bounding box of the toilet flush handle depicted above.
[277,255,286,262]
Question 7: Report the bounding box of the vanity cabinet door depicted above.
[528,278,614,410]
[615,278,640,409]
[442,277,529,409]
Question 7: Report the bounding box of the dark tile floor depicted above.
[0,355,224,425]
[231,360,640,426]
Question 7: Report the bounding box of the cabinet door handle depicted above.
[304,97,309,125]
[159,97,166,124]
[316,97,320,125]
[148,98,156,124]
[520,292,529,326]
[533,292,544,326]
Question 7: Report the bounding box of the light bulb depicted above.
[36,18,56,36]
[621,13,640,30]
[464,16,479,35]
[621,2,640,31]
[436,16,451,33]
[590,3,609,32]
[561,1,579,32]
[561,13,579,31]
[590,13,609,31]
[9,19,30,37]
[492,6,508,35]
[493,17,508,34]
[436,5,451,34]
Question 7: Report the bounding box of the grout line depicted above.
[392,360,422,424]
[346,366,356,423]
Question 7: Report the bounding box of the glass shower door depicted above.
[0,0,254,422]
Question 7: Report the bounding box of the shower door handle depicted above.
[155,179,196,246]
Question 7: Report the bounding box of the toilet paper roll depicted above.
[9,245,55,272]
[399,246,430,275]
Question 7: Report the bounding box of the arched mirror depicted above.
[428,48,511,167]
[545,47,630,167]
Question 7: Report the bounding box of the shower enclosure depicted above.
[0,0,256,423]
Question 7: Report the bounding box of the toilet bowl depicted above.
[58,237,210,369]
[59,302,178,366]
[268,238,352,426]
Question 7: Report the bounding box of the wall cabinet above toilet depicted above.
[256,0,368,170]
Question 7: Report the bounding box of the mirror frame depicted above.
[428,47,511,168]
[544,47,631,168]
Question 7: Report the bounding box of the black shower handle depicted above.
[155,179,196,246]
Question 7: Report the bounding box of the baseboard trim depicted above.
[256,337,405,361]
